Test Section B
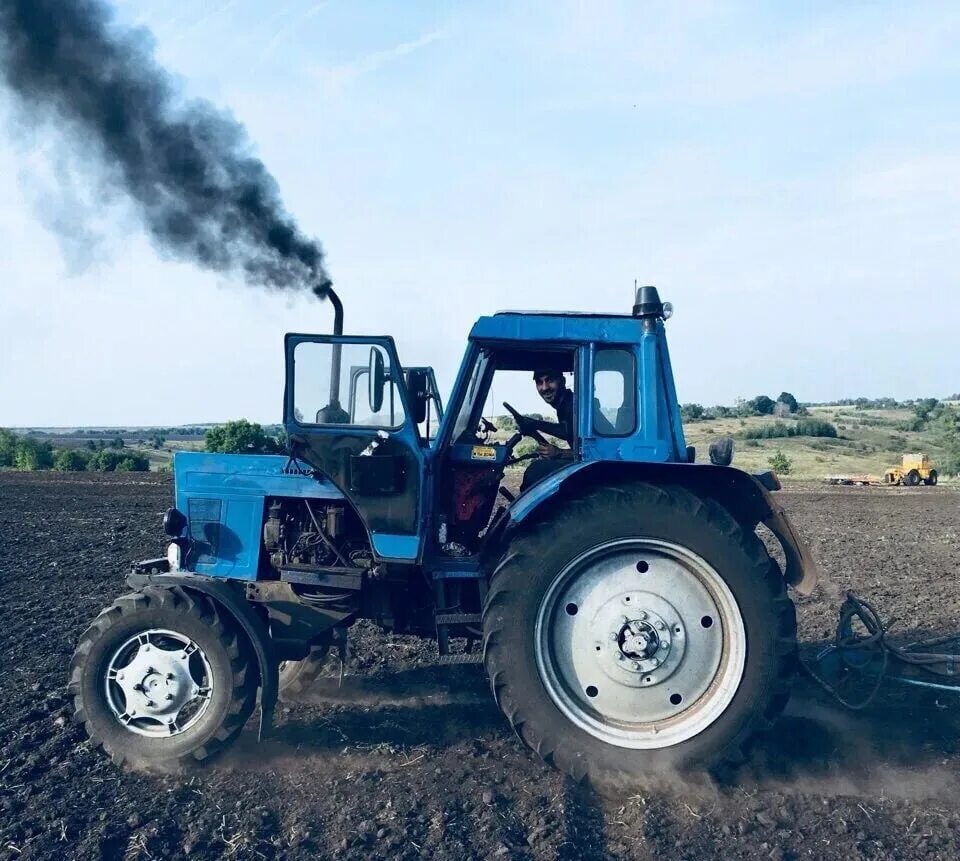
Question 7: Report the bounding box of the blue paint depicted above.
[371,532,421,561]
[173,452,342,581]
[175,303,695,581]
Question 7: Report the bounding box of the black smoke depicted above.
[0,0,330,293]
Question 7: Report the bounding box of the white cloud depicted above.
[313,30,447,94]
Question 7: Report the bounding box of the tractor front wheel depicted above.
[904,470,921,486]
[278,644,333,702]
[69,586,257,768]
[482,483,796,787]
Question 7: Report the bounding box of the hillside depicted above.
[685,405,954,481]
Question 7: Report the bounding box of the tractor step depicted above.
[435,613,482,626]
[438,653,484,665]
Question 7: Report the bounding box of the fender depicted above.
[495,460,819,595]
[126,570,279,739]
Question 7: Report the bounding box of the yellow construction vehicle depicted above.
[883,453,938,486]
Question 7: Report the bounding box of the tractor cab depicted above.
[283,286,691,565]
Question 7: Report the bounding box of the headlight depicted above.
[166,541,181,571]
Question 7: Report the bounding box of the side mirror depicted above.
[405,369,429,424]
[368,348,386,413]
[708,437,734,467]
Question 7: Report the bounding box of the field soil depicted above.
[1,472,959,860]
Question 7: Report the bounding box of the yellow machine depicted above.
[883,453,938,486]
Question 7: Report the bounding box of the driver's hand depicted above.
[538,442,562,459]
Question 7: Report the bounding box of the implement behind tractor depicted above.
[68,284,952,787]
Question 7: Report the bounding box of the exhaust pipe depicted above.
[313,280,344,407]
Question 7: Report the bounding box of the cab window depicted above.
[593,348,636,436]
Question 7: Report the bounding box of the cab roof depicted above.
[469,310,645,345]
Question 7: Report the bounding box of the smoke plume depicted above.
[0,0,330,293]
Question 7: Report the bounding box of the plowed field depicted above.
[1,472,959,860]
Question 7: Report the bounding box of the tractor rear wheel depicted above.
[925,470,938,486]
[904,470,921,486]
[69,586,257,768]
[482,483,796,787]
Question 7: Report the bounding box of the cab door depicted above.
[284,334,424,562]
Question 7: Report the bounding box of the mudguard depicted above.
[126,570,279,738]
[498,460,819,596]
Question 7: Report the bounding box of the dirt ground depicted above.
[1,472,959,860]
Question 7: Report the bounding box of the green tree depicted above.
[933,407,960,475]
[14,438,54,470]
[768,449,792,474]
[777,392,799,414]
[749,395,776,415]
[681,403,705,421]
[914,398,940,424]
[0,428,18,467]
[53,448,91,471]
[205,419,281,455]
[109,436,125,449]
[115,454,150,472]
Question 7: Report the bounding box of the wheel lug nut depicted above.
[650,658,660,668]
[166,694,174,701]
[660,641,669,650]
[609,632,618,641]
[617,653,626,661]
[632,661,641,670]
[655,621,665,630]
[638,611,647,621]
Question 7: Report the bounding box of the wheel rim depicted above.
[104,629,214,738]
[535,538,747,749]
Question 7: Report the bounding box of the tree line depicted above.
[0,430,149,472]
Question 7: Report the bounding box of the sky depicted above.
[1,0,958,427]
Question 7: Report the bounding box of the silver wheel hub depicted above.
[598,603,685,685]
[535,539,747,749]
[105,629,213,737]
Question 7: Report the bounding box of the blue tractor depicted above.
[70,286,818,785]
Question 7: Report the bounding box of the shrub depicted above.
[681,403,705,421]
[205,419,283,455]
[87,449,147,471]
[742,420,837,440]
[13,438,54,470]
[0,428,17,466]
[53,448,91,471]
[769,449,792,474]
[115,455,149,472]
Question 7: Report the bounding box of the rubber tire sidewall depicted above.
[484,484,793,781]
[76,601,247,766]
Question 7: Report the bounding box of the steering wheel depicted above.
[501,401,550,466]
[502,401,549,445]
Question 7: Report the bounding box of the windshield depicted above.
[451,350,491,440]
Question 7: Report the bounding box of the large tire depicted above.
[903,470,921,487]
[278,645,333,702]
[482,483,796,788]
[69,586,258,768]
[925,470,938,486]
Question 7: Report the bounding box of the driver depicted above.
[519,368,575,492]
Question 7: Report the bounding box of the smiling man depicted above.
[519,368,575,492]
